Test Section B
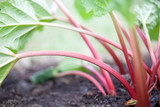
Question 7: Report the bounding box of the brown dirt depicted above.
[0,65,159,107]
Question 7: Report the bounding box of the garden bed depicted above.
[0,62,159,107]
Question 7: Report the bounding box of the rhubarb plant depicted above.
[0,0,160,107]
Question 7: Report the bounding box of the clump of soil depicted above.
[0,66,159,107]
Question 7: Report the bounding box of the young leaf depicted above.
[30,67,55,84]
[0,0,54,53]
[150,0,160,9]
[79,0,111,17]
[135,3,159,29]
[30,58,97,84]
[135,1,160,40]
[74,0,93,20]
[0,52,18,85]
[110,0,135,26]
[77,0,135,25]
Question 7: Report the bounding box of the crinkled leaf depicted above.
[77,0,135,25]
[111,0,135,26]
[150,0,160,8]
[79,0,111,17]
[0,0,55,53]
[74,0,93,20]
[135,3,159,29]
[150,0,160,23]
[0,52,18,85]
[135,1,160,40]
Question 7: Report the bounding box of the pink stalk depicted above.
[114,14,131,46]
[142,24,157,65]
[129,28,150,107]
[81,24,152,75]
[17,50,136,99]
[54,0,116,95]
[83,64,110,93]
[100,41,126,74]
[136,26,149,50]
[110,12,135,86]
[143,62,153,76]
[148,77,157,93]
[81,26,126,74]
[137,26,159,84]
[156,31,160,58]
[149,59,160,90]
[55,71,106,95]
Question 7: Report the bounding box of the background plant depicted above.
[0,0,160,107]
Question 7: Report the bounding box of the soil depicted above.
[0,63,159,107]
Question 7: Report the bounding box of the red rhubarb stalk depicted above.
[149,59,160,90]
[100,41,126,74]
[56,71,106,95]
[82,26,126,74]
[110,12,135,86]
[83,64,110,93]
[54,0,116,95]
[113,14,131,46]
[41,22,151,75]
[17,50,136,99]
[143,24,157,65]
[136,26,149,50]
[156,30,160,58]
[129,28,150,107]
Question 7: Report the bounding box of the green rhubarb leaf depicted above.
[150,0,160,9]
[110,0,135,26]
[135,1,160,40]
[28,0,53,19]
[77,0,135,25]
[0,0,55,53]
[74,0,93,20]
[135,3,159,29]
[0,52,18,85]
[79,0,111,17]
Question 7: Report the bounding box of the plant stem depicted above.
[149,59,160,90]
[110,12,135,86]
[80,23,152,75]
[54,0,116,95]
[17,21,150,76]
[156,28,160,58]
[55,70,106,95]
[3,21,131,57]
[129,28,150,107]
[113,13,131,46]
[82,26,126,74]
[143,23,157,64]
[16,50,136,99]
[99,40,126,74]
[136,26,149,50]
[83,65,110,93]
